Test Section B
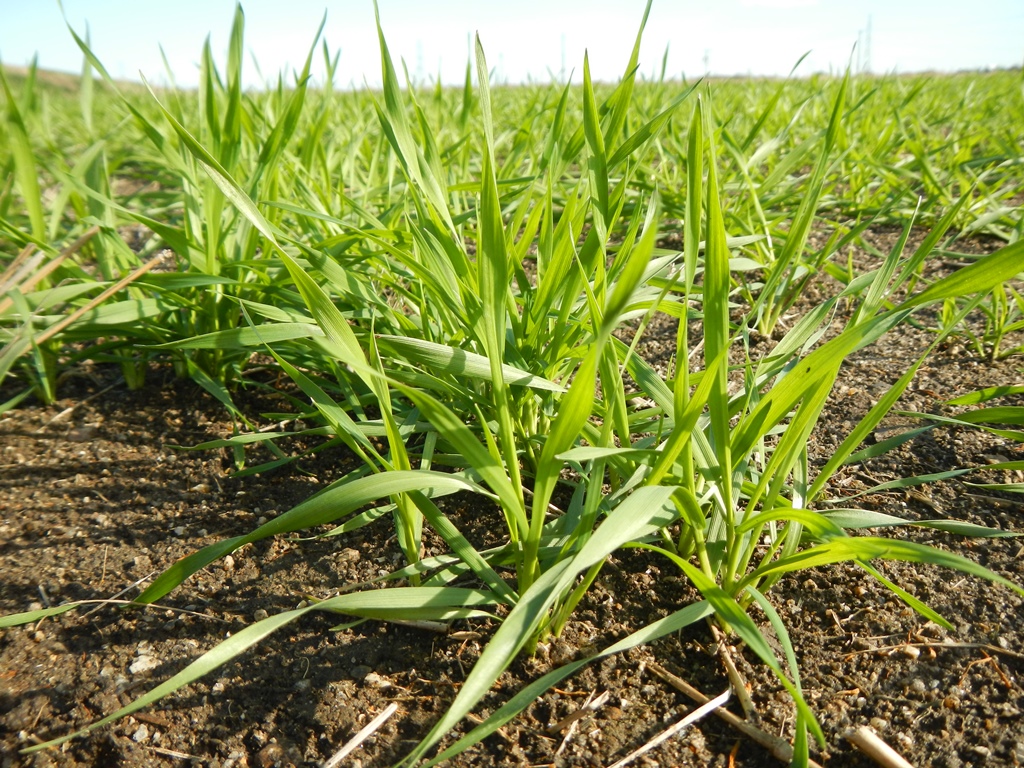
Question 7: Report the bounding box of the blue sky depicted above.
[1,1,1022,88]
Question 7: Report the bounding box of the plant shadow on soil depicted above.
[2,236,1024,767]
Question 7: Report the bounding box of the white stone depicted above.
[129,655,161,674]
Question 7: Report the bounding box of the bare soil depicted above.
[2,234,1024,768]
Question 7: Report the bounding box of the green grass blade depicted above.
[135,471,480,604]
[23,587,498,753]
[151,322,322,350]
[372,2,454,234]
[409,491,518,605]
[23,605,317,752]
[403,485,680,764]
[947,385,1024,406]
[748,537,1024,597]
[377,335,564,392]
[420,601,714,767]
[857,561,953,629]
[601,0,651,151]
[0,67,45,240]
[821,509,1022,537]
[640,544,825,746]
[0,602,83,628]
[393,382,528,539]
[807,344,935,500]
[955,406,1024,425]
[901,239,1024,308]
[700,93,736,539]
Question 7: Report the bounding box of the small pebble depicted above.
[350,665,372,681]
[363,672,391,689]
[129,655,161,674]
[980,454,1009,465]
[67,426,98,443]
[132,724,149,742]
[253,609,269,622]
[894,732,914,749]
[338,548,361,563]
[255,742,284,768]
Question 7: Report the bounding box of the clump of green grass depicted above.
[2,3,1023,765]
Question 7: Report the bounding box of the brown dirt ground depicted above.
[2,233,1023,768]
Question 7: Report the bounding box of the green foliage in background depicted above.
[1,3,1022,765]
